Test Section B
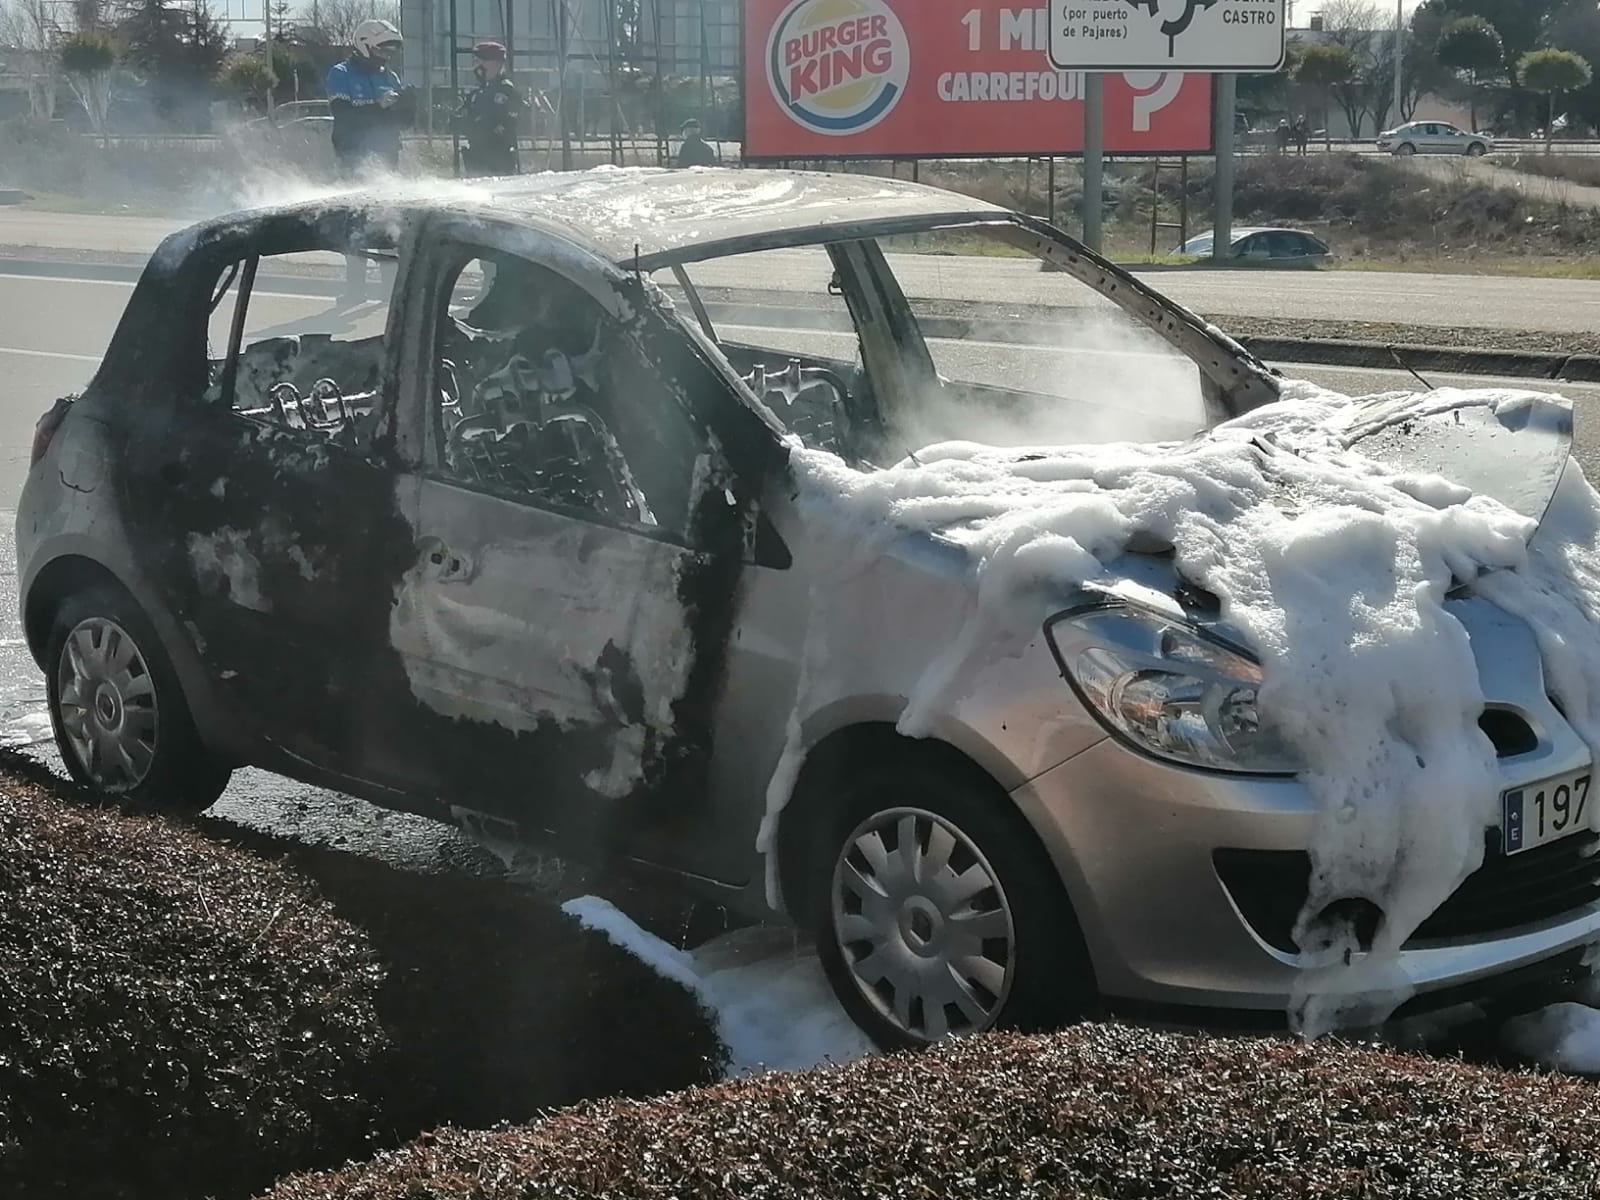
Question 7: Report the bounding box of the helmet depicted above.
[353,18,403,60]
[472,41,506,61]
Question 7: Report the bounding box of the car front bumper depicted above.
[1010,736,1600,1022]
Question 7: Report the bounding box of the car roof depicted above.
[1188,227,1317,241]
[216,168,1010,269]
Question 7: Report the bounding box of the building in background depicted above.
[396,0,740,145]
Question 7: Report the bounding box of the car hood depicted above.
[1339,391,1574,530]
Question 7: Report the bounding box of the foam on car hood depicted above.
[762,380,1600,1035]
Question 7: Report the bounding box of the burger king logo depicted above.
[767,0,909,136]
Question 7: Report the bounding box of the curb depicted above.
[1238,335,1600,384]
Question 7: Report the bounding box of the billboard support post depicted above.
[1082,73,1104,253]
[1047,157,1056,227]
[1213,72,1236,265]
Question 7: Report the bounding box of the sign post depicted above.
[1047,0,1287,262]
[1082,74,1104,251]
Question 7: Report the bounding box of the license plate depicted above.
[1503,770,1593,855]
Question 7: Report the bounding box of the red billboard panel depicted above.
[744,0,1214,159]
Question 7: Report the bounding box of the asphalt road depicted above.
[4,266,1600,870]
[8,208,1600,334]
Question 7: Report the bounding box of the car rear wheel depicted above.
[811,755,1096,1050]
[46,586,230,811]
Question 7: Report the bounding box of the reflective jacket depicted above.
[326,56,404,167]
[454,76,526,152]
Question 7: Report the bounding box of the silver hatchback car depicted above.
[18,170,1599,1048]
[1378,120,1493,156]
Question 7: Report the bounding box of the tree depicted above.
[1419,0,1563,63]
[0,0,62,119]
[1519,47,1593,151]
[1238,41,1301,124]
[1399,2,1455,121]
[1310,0,1421,138]
[1546,0,1600,134]
[1295,43,1359,149]
[297,0,396,48]
[219,53,276,110]
[1437,17,1504,130]
[1418,0,1572,129]
[59,29,117,137]
[116,0,231,128]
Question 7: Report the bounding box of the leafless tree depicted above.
[298,0,398,48]
[0,0,64,118]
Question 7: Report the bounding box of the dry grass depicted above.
[261,1021,1600,1200]
[1505,154,1600,190]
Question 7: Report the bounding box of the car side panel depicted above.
[19,398,255,765]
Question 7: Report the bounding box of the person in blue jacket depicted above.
[325,19,410,303]
[325,18,408,175]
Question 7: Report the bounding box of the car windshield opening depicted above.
[664,224,1207,460]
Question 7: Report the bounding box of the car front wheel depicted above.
[1395,143,1417,156]
[1466,142,1487,156]
[813,755,1096,1050]
[46,586,230,811]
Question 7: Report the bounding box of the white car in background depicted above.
[1378,121,1493,156]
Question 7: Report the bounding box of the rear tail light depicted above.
[30,396,74,468]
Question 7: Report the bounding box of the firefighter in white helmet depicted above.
[325,18,411,175]
[325,18,412,304]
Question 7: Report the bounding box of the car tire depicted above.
[809,753,1097,1051]
[45,585,230,812]
[1466,142,1487,157]
[1395,143,1417,156]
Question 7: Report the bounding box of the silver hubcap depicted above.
[57,617,159,791]
[831,807,1016,1042]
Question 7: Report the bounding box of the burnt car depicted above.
[20,170,1600,1049]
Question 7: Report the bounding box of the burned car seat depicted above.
[438,258,654,526]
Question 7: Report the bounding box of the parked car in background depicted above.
[1179,227,1333,267]
[1378,121,1492,156]
[244,100,333,141]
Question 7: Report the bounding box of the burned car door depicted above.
[388,221,758,865]
[122,209,418,778]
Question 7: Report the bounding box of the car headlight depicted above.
[1046,605,1300,775]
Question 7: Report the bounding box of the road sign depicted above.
[1048,0,1287,72]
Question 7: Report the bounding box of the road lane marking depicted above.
[0,273,136,288]
[0,347,101,362]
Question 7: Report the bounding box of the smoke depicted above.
[882,308,1207,455]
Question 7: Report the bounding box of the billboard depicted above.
[744,0,1214,160]
[1048,0,1288,72]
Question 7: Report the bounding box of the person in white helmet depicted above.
[325,19,410,175]
[326,18,410,304]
